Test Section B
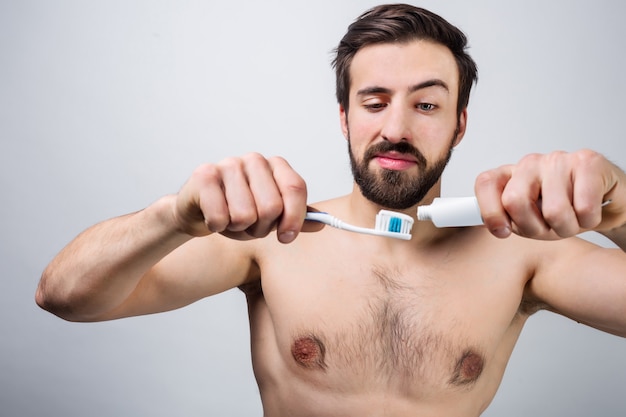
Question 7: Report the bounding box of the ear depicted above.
[339,104,349,140]
[453,108,468,148]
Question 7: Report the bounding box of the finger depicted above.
[182,164,230,236]
[474,165,513,238]
[500,154,549,238]
[538,152,579,237]
[219,156,259,232]
[242,153,286,238]
[267,156,307,244]
[572,150,608,229]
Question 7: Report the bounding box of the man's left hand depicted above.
[474,149,626,240]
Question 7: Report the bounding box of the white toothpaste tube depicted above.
[417,197,483,228]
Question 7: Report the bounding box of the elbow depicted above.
[34,278,48,312]
[35,269,68,319]
[36,268,84,322]
[36,267,117,323]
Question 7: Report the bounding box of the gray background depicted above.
[2,0,625,416]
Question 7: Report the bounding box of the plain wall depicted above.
[1,1,625,416]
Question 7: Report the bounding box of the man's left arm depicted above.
[475,149,626,336]
[525,236,626,337]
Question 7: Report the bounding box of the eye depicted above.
[364,102,387,112]
[416,103,436,112]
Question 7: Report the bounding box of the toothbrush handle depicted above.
[304,212,379,236]
[304,212,338,227]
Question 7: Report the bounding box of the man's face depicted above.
[341,40,466,209]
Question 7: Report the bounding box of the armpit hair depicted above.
[518,292,549,316]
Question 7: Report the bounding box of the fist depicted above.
[173,153,307,243]
[475,149,626,240]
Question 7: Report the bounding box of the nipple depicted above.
[291,335,327,370]
[451,350,484,385]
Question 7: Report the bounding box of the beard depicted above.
[348,132,456,210]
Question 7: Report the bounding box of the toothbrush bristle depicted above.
[376,210,414,237]
[388,217,401,233]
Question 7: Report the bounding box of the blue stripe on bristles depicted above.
[389,217,401,233]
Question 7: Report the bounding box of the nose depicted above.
[380,103,412,143]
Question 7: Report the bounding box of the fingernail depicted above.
[491,226,511,239]
[278,231,296,243]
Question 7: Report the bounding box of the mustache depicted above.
[363,141,427,168]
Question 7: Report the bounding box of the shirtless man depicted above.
[36,4,626,416]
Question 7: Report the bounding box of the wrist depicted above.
[156,193,211,238]
[149,194,198,239]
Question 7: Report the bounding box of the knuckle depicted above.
[228,208,257,231]
[267,155,307,192]
[474,165,511,190]
[500,189,526,212]
[517,152,542,168]
[474,170,494,185]
[242,152,268,167]
[544,150,567,166]
[257,199,284,220]
[219,156,244,172]
[192,163,221,183]
[204,214,228,233]
[575,199,596,217]
[540,200,582,237]
[283,175,307,195]
[575,148,603,168]
[267,155,288,166]
[474,171,496,191]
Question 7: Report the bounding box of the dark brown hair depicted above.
[332,4,478,116]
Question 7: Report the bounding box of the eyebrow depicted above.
[356,79,450,97]
[409,79,449,94]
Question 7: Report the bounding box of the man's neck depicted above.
[345,182,454,246]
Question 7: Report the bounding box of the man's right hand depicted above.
[173,153,308,244]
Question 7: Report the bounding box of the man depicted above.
[36,4,626,416]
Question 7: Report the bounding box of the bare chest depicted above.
[254,241,527,397]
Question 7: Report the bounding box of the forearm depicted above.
[36,195,192,322]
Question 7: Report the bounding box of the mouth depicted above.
[373,151,418,171]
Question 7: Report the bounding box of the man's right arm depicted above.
[36,153,308,322]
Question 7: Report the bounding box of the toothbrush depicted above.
[305,210,414,240]
[417,196,612,228]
